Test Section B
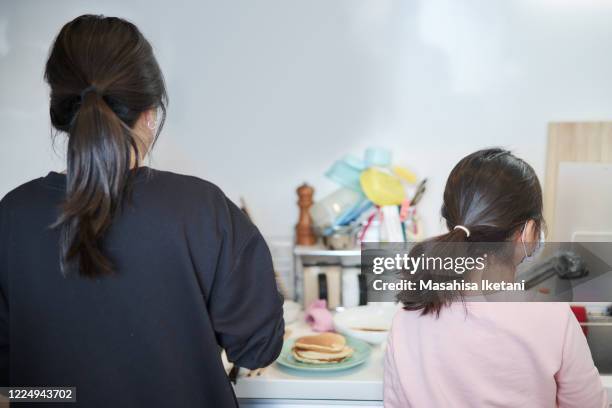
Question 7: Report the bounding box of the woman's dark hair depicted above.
[44,15,167,277]
[398,148,543,315]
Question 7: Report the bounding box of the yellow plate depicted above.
[392,166,417,184]
[360,168,405,206]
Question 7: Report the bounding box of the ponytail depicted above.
[398,226,474,316]
[53,87,135,276]
[45,15,167,277]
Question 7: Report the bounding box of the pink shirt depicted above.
[384,303,608,407]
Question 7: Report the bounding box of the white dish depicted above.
[333,304,398,344]
[283,300,301,324]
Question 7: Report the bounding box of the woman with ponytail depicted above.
[384,149,607,407]
[0,15,284,407]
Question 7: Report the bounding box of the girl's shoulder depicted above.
[391,302,573,332]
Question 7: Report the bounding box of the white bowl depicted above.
[283,300,301,324]
[333,304,399,345]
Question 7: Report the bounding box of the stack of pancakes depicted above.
[292,333,353,364]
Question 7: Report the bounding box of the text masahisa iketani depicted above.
[371,279,526,292]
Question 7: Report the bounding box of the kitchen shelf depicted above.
[292,245,362,305]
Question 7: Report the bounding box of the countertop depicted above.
[233,315,612,403]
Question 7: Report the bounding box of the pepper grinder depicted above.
[296,183,317,246]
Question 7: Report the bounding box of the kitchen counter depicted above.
[233,316,612,407]
[234,317,383,407]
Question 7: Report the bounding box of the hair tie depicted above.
[80,85,99,101]
[453,225,470,237]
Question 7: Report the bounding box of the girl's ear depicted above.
[512,219,538,265]
[523,219,538,242]
[512,219,537,243]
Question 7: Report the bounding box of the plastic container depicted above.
[342,155,366,171]
[364,147,392,168]
[325,159,363,191]
[309,187,363,229]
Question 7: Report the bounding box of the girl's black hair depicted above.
[398,148,543,315]
[45,15,167,277]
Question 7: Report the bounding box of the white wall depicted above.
[2,0,612,239]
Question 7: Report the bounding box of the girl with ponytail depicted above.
[0,15,284,407]
[384,149,606,407]
[398,148,545,315]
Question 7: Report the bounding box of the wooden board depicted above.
[544,122,612,238]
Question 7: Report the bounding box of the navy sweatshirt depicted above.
[0,167,285,407]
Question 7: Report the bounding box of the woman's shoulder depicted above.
[142,167,251,229]
[143,168,225,197]
[139,167,239,209]
[0,168,229,211]
[0,175,54,212]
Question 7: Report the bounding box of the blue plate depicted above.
[276,336,372,372]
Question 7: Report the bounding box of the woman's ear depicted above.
[133,109,157,157]
[137,109,157,134]
[143,109,157,129]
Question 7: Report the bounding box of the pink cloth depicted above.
[304,299,334,332]
[384,302,608,408]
